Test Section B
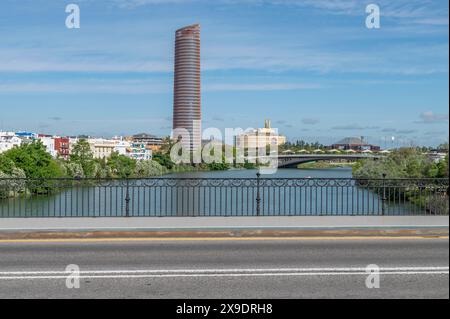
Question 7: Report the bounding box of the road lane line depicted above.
[1,271,448,280]
[0,267,448,280]
[0,267,448,275]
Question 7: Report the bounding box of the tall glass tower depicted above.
[172,24,201,152]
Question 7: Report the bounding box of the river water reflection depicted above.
[1,168,418,217]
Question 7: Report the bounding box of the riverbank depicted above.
[297,161,356,169]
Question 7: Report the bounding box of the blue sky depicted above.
[0,0,448,147]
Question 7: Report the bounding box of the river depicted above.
[169,167,352,179]
[0,168,420,217]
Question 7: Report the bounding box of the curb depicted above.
[0,227,448,240]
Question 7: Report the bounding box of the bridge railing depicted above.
[0,176,448,217]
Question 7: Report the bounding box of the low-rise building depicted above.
[127,143,153,161]
[15,132,37,140]
[88,138,118,159]
[0,132,22,153]
[331,137,380,152]
[113,140,131,156]
[37,135,58,158]
[235,120,287,149]
[54,137,70,160]
[131,133,163,151]
[426,152,448,163]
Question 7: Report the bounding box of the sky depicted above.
[0,0,448,147]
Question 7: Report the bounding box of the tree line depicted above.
[0,139,169,180]
[0,137,236,181]
[353,148,448,179]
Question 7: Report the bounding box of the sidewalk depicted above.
[0,216,448,231]
[0,216,448,239]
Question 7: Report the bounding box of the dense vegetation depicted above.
[0,140,168,181]
[353,148,448,179]
[0,142,63,179]
[353,148,448,215]
[1,140,448,182]
[279,140,326,152]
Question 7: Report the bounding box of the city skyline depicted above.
[0,0,448,147]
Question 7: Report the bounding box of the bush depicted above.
[62,162,85,178]
[153,153,175,170]
[107,152,136,178]
[134,160,168,177]
[353,148,446,179]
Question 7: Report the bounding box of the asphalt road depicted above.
[0,238,448,299]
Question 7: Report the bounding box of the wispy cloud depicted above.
[424,130,449,136]
[396,129,417,135]
[204,83,321,92]
[302,118,320,125]
[332,124,380,130]
[0,79,321,94]
[381,128,418,134]
[0,80,170,94]
[114,0,449,26]
[415,111,449,124]
[211,116,225,122]
[1,1,446,76]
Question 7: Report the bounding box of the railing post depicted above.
[256,172,261,216]
[381,173,387,216]
[125,179,130,217]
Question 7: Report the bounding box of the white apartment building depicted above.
[114,140,132,156]
[0,132,22,154]
[37,136,58,158]
[89,138,152,161]
[127,143,153,161]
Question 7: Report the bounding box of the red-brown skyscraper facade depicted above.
[172,24,201,151]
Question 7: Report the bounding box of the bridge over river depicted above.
[257,154,383,168]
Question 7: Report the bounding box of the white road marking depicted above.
[0,266,448,275]
[0,267,448,280]
[2,272,449,280]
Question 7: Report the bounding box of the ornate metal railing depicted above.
[0,176,448,217]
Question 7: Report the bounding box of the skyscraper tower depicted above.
[172,24,201,151]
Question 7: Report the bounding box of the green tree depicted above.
[1,141,63,179]
[353,147,443,179]
[153,153,175,170]
[134,160,168,177]
[107,152,136,178]
[437,155,449,178]
[70,139,95,177]
[438,143,449,152]
[0,155,16,175]
[158,136,175,155]
[207,161,230,171]
[0,156,26,198]
[0,141,63,194]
